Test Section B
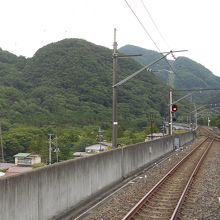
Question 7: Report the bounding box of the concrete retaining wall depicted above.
[0,150,122,220]
[176,131,195,147]
[122,136,174,176]
[0,132,194,220]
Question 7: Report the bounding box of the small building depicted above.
[85,142,111,153]
[14,153,41,166]
[85,144,106,153]
[73,152,89,158]
[145,133,164,142]
[73,142,112,158]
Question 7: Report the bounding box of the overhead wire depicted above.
[140,0,171,51]
[124,0,161,52]
[140,0,178,72]
[140,0,177,72]
[124,0,177,74]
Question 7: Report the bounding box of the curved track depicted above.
[122,134,214,220]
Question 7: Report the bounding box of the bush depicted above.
[32,163,46,169]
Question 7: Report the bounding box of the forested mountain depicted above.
[119,45,220,91]
[21,39,171,128]
[0,39,176,162]
[2,40,220,163]
[2,39,220,163]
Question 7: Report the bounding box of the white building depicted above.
[85,142,111,153]
[145,133,164,142]
[14,153,41,166]
[73,152,89,158]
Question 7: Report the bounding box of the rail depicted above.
[122,137,212,220]
[170,138,214,219]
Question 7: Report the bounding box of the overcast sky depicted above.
[1,0,220,76]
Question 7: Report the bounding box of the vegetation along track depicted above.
[122,136,214,220]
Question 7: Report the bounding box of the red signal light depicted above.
[172,104,178,112]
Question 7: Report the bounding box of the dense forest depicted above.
[0,39,219,163]
[119,45,220,103]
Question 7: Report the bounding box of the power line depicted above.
[125,0,178,73]
[113,50,185,88]
[124,0,177,74]
[124,0,161,52]
[140,0,178,71]
[140,0,171,50]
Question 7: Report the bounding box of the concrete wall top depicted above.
[0,149,123,220]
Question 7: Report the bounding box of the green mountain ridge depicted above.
[119,45,220,104]
[1,40,218,129]
[21,39,171,127]
[119,45,220,89]
[1,39,219,162]
[0,39,174,161]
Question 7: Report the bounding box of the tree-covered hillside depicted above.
[3,40,219,163]
[21,39,171,128]
[0,39,176,162]
[173,57,220,89]
[119,45,220,107]
[119,45,220,128]
[119,45,220,91]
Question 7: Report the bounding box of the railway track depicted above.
[68,127,219,220]
[122,136,214,220]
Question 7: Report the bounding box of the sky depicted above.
[0,0,220,76]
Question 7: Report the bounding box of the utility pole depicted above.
[48,134,53,165]
[111,29,186,146]
[150,119,153,140]
[169,88,173,135]
[54,136,59,163]
[169,91,194,133]
[97,127,104,151]
[111,29,143,148]
[194,103,198,129]
[112,28,118,149]
[190,93,193,130]
[148,114,154,140]
[0,123,4,163]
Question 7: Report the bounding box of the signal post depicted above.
[169,88,173,135]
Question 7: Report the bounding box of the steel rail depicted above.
[122,137,209,220]
[170,138,214,220]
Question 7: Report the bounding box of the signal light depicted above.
[171,104,178,112]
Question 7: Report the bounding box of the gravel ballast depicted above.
[72,137,209,220]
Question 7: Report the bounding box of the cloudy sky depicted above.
[1,0,220,76]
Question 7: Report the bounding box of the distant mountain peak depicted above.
[119,45,220,90]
